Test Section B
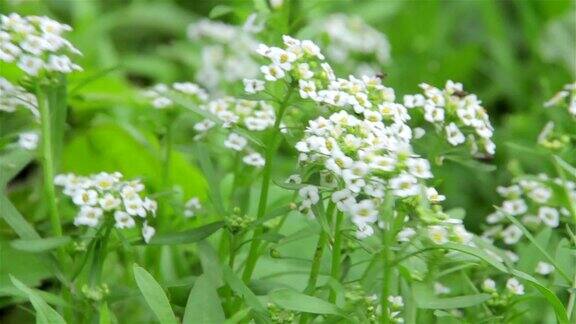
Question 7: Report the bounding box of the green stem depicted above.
[328,211,343,303]
[242,87,293,283]
[305,201,335,294]
[37,85,62,240]
[380,233,392,324]
[161,119,173,190]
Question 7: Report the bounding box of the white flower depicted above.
[389,173,419,197]
[299,185,319,208]
[261,64,285,81]
[350,199,378,224]
[426,187,445,203]
[501,224,523,245]
[99,193,121,211]
[143,198,157,215]
[355,223,374,239]
[527,187,551,204]
[18,132,38,150]
[388,295,404,308]
[184,197,202,218]
[502,199,528,216]
[331,189,355,211]
[538,206,559,228]
[74,206,103,227]
[535,261,555,275]
[299,79,317,99]
[17,55,43,76]
[396,227,416,242]
[224,133,248,151]
[434,282,451,295]
[243,79,265,94]
[301,40,324,59]
[73,189,98,206]
[428,225,449,244]
[486,211,504,224]
[504,250,519,263]
[243,152,265,167]
[406,158,432,179]
[481,278,496,292]
[452,225,473,244]
[124,198,147,217]
[505,278,524,295]
[142,222,156,243]
[445,123,465,146]
[114,211,135,229]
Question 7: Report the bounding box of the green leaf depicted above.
[182,274,225,324]
[99,302,112,324]
[148,221,224,245]
[9,275,66,324]
[0,194,41,239]
[224,308,252,324]
[133,264,178,324]
[11,236,71,253]
[221,264,267,314]
[197,241,223,287]
[270,289,344,316]
[417,294,491,309]
[0,148,34,187]
[554,155,576,180]
[209,5,233,19]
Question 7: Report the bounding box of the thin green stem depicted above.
[328,210,344,303]
[242,86,293,283]
[161,120,173,190]
[380,233,392,324]
[37,85,62,239]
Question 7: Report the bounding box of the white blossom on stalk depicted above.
[56,172,157,243]
[1,14,82,76]
[481,278,496,292]
[184,197,202,218]
[428,225,449,244]
[243,152,265,167]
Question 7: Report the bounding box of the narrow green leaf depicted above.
[182,274,225,324]
[554,155,576,179]
[0,195,41,239]
[209,5,233,19]
[99,302,112,324]
[270,289,344,316]
[221,264,267,314]
[9,275,66,324]
[11,236,71,253]
[133,264,178,324]
[224,308,252,324]
[417,293,491,309]
[148,221,224,245]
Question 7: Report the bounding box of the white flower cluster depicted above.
[1,13,82,76]
[387,295,404,323]
[187,19,259,90]
[194,97,276,168]
[0,77,38,116]
[321,14,391,75]
[404,81,495,155]
[482,174,574,245]
[55,172,158,243]
[143,82,208,109]
[544,81,576,117]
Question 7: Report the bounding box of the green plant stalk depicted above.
[380,231,392,324]
[242,87,293,283]
[305,202,335,296]
[328,211,344,303]
[161,120,173,190]
[37,85,62,240]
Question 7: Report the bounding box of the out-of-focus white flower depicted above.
[535,261,555,275]
[243,152,265,167]
[17,132,38,150]
[428,225,449,244]
[481,278,496,292]
[224,133,248,151]
[434,282,451,295]
[501,224,523,245]
[505,278,524,295]
[538,206,559,228]
[142,221,156,243]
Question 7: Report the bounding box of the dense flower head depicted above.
[482,173,574,246]
[321,13,391,75]
[0,13,82,76]
[55,172,157,243]
[144,82,208,109]
[0,77,38,117]
[187,19,259,89]
[544,81,576,117]
[404,80,495,155]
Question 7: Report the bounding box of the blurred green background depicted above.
[1,0,575,233]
